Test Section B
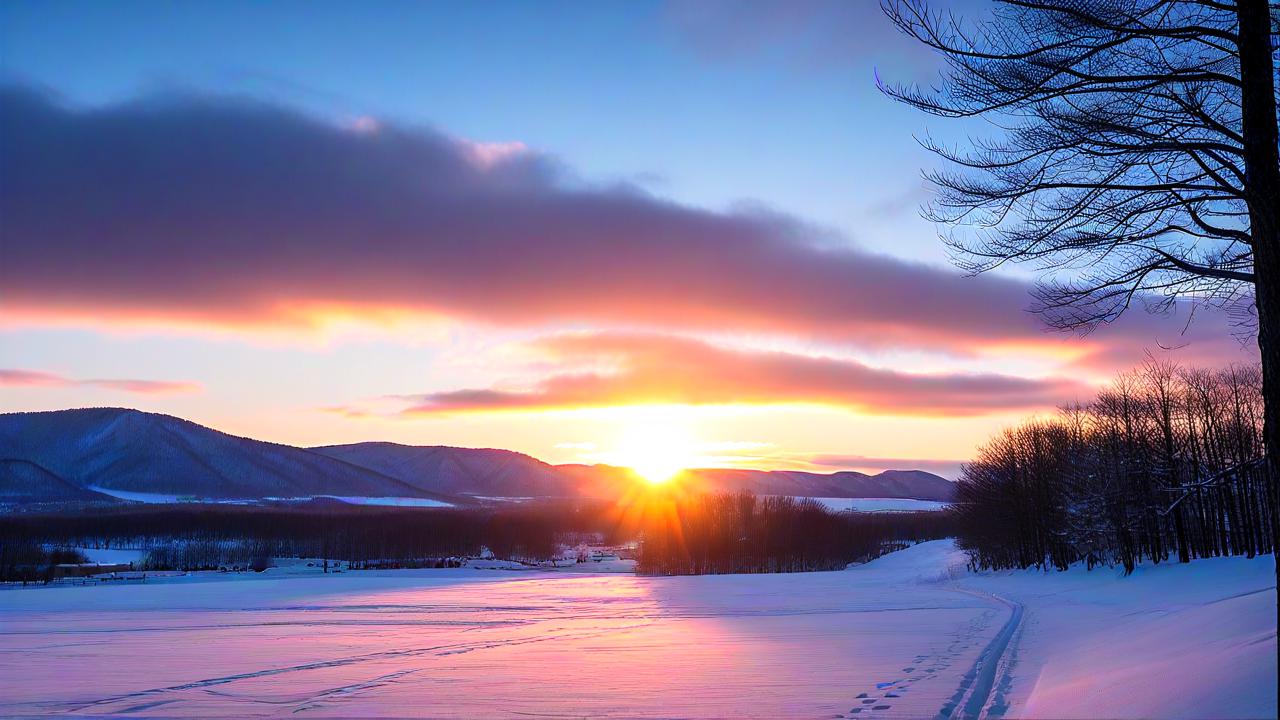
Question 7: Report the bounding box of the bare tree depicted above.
[881,0,1280,481]
[952,361,1273,571]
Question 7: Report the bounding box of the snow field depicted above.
[0,541,1273,718]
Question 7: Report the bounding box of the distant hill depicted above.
[561,465,955,501]
[0,408,457,504]
[310,442,575,497]
[0,458,119,505]
[686,468,955,500]
[0,408,954,506]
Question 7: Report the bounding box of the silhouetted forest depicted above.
[636,493,954,575]
[1,492,957,580]
[953,362,1276,572]
[0,544,89,583]
[0,501,617,579]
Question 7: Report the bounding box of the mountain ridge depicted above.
[0,408,955,505]
[0,408,458,504]
[0,457,120,505]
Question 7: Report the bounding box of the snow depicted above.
[304,495,453,508]
[77,547,147,565]
[0,542,1273,718]
[84,487,454,507]
[954,551,1278,719]
[86,486,189,503]
[800,497,952,513]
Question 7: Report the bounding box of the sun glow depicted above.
[611,415,699,484]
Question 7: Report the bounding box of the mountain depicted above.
[0,408,457,503]
[560,465,956,501]
[681,468,955,500]
[0,458,119,505]
[310,442,576,498]
[0,408,954,506]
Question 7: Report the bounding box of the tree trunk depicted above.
[1235,0,1280,567]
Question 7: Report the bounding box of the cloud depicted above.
[392,333,1089,417]
[0,86,1025,347]
[0,86,1255,371]
[0,369,200,394]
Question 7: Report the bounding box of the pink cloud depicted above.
[0,369,200,395]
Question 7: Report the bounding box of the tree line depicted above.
[0,501,614,580]
[636,492,953,575]
[2,494,957,580]
[953,361,1275,572]
[0,544,89,584]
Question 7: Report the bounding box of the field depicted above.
[1,542,1274,718]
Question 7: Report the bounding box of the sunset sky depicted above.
[0,0,1260,478]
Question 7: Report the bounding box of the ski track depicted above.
[936,589,1023,720]
[58,621,658,715]
[837,587,1020,720]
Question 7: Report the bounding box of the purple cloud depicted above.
[0,86,1253,371]
[0,368,200,394]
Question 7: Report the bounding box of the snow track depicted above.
[937,590,1023,720]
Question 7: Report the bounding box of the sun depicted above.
[611,417,698,484]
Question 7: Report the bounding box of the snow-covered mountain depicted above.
[0,408,455,504]
[689,467,955,500]
[559,464,956,501]
[0,408,955,505]
[311,442,576,498]
[0,458,119,505]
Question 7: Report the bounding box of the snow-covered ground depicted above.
[78,547,148,565]
[297,495,454,508]
[802,497,952,513]
[1,542,1273,718]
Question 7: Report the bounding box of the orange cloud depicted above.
[388,333,1090,417]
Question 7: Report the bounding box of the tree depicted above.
[881,0,1280,487]
[950,360,1274,572]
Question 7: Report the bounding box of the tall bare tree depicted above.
[881,0,1280,477]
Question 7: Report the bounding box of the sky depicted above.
[0,0,1260,479]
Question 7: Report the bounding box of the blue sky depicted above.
[1,0,948,262]
[1,0,1253,477]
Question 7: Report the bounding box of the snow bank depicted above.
[952,550,1278,719]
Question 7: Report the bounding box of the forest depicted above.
[952,361,1275,572]
[0,493,954,581]
[635,493,953,575]
[0,501,600,581]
